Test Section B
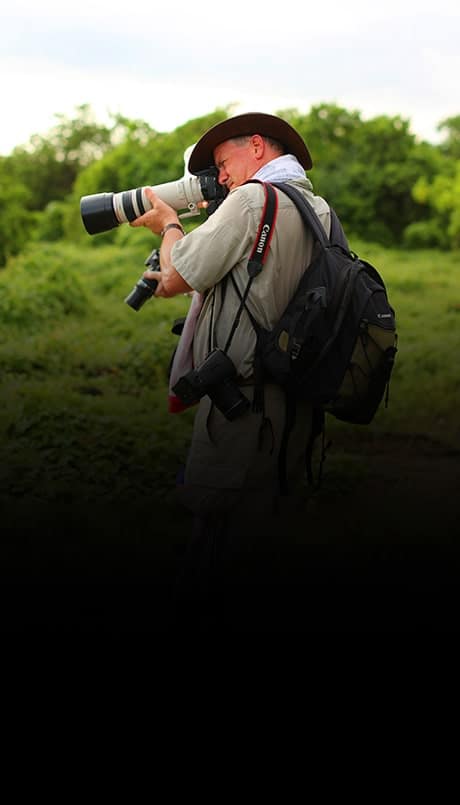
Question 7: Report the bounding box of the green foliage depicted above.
[7,105,113,210]
[0,240,196,536]
[279,104,444,246]
[0,240,459,540]
[73,108,228,198]
[0,243,91,327]
[1,102,460,268]
[411,160,460,248]
[402,219,446,249]
[32,200,68,242]
[438,115,460,159]
[0,160,36,263]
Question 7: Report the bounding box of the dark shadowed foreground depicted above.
[1,430,459,634]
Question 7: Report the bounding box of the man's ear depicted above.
[251,134,266,161]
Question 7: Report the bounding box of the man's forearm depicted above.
[158,229,193,297]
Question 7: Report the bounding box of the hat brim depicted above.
[187,112,312,174]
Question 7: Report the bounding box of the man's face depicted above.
[213,138,255,191]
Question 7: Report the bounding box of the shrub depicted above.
[0,244,92,327]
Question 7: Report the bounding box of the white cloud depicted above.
[1,1,459,153]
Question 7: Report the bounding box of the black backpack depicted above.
[227,180,398,489]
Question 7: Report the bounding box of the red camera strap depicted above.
[245,181,279,277]
[223,181,279,353]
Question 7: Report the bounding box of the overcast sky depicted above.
[2,0,459,155]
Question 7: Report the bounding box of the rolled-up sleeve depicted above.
[170,187,262,293]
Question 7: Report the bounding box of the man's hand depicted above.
[131,186,192,298]
[130,187,180,235]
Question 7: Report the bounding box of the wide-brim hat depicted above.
[187,112,312,174]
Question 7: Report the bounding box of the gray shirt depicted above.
[171,178,331,379]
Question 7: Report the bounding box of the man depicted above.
[131,113,331,624]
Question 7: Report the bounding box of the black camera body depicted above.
[173,348,250,421]
[125,248,160,311]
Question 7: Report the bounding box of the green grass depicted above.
[1,238,459,540]
[0,241,195,538]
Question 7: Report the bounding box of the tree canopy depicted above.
[1,102,459,266]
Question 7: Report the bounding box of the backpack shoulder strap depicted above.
[270,180,350,251]
[329,208,350,250]
[269,180,330,245]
